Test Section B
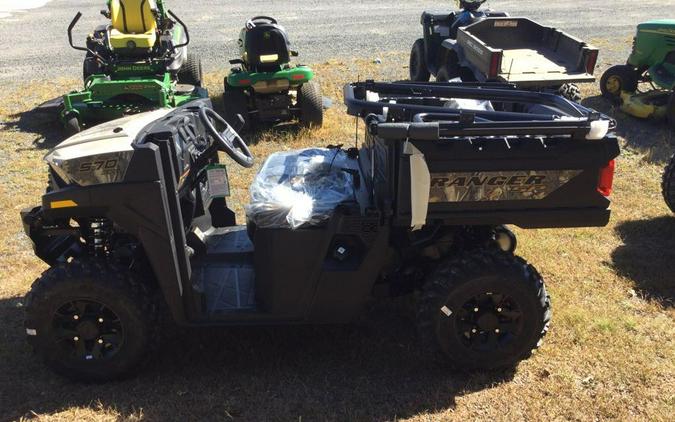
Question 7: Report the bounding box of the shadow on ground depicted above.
[0,295,516,421]
[3,99,67,149]
[581,94,674,163]
[612,216,675,307]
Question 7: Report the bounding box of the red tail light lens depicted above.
[585,50,599,75]
[597,160,616,197]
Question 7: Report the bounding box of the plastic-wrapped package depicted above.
[246,148,355,229]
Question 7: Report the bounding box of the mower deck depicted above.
[227,66,314,88]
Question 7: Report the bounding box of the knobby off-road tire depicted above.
[24,259,159,382]
[222,83,250,133]
[178,53,203,87]
[409,39,431,82]
[662,153,675,213]
[600,65,639,103]
[417,248,551,371]
[298,81,324,128]
[559,83,582,103]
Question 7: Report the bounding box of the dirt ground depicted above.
[0,52,674,421]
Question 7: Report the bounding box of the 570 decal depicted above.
[78,159,119,172]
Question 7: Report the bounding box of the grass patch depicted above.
[0,56,674,421]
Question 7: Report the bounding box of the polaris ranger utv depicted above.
[21,83,619,381]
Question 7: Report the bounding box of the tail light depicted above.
[585,50,599,75]
[488,52,502,79]
[597,160,616,197]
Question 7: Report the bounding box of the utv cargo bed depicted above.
[449,18,599,87]
[344,81,619,229]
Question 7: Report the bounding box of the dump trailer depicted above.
[442,18,599,99]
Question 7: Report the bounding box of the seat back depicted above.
[244,24,291,72]
[110,0,158,34]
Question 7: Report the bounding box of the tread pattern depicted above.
[559,83,582,103]
[417,248,551,371]
[178,53,203,87]
[298,81,323,128]
[24,259,159,381]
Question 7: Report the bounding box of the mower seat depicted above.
[109,0,158,50]
[244,23,291,72]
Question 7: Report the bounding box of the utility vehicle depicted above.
[223,16,323,131]
[21,83,619,381]
[57,0,206,134]
[600,20,675,128]
[409,1,598,102]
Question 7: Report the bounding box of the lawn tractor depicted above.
[59,0,207,134]
[223,16,323,131]
[409,0,598,102]
[21,82,620,382]
[600,20,675,129]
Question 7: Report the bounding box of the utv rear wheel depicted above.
[558,83,582,103]
[600,65,638,103]
[24,259,158,382]
[662,153,675,213]
[222,83,250,132]
[410,39,431,82]
[298,81,324,128]
[417,248,551,371]
[178,53,203,87]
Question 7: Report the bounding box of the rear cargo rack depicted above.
[344,81,615,141]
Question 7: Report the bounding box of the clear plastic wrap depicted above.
[245,148,355,229]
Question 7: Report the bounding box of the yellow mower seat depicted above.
[109,0,158,50]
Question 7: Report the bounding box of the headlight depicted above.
[46,150,134,187]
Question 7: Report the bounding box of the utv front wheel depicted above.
[409,39,431,82]
[600,65,638,103]
[417,249,551,371]
[298,81,324,128]
[24,260,158,382]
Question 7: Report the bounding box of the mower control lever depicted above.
[67,12,109,67]
[168,10,190,50]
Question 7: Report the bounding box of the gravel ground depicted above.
[0,0,662,84]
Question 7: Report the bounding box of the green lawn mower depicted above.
[60,0,207,134]
[223,16,323,131]
[600,19,675,128]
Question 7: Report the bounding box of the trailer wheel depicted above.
[558,83,582,103]
[178,53,203,87]
[409,39,431,82]
[24,259,159,382]
[662,153,675,213]
[600,65,638,103]
[417,248,551,371]
[222,82,250,133]
[298,81,324,128]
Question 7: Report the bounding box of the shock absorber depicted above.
[88,218,111,257]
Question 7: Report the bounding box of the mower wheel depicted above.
[558,83,582,103]
[298,81,324,128]
[24,259,159,382]
[600,65,638,103]
[64,114,81,136]
[662,153,675,213]
[222,83,250,133]
[417,248,551,371]
[178,53,203,87]
[409,39,431,82]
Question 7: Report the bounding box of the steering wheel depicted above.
[246,16,277,28]
[199,107,254,168]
